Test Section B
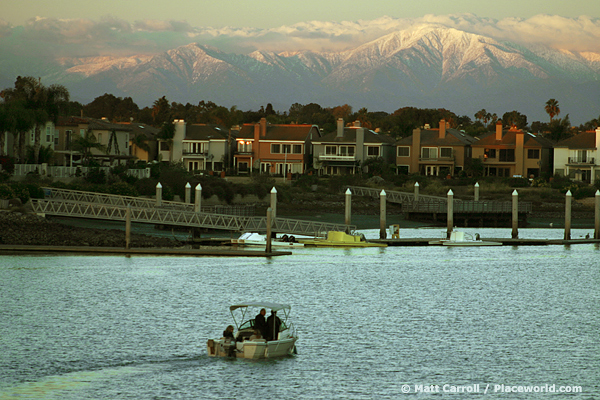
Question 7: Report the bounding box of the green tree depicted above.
[152,96,172,127]
[502,111,528,129]
[545,99,560,121]
[545,115,571,142]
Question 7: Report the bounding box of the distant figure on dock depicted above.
[586,233,590,239]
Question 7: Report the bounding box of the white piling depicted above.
[380,190,387,239]
[270,187,277,219]
[345,188,352,228]
[156,183,162,207]
[564,190,572,240]
[512,190,519,239]
[447,189,454,239]
[195,183,202,212]
[185,182,191,204]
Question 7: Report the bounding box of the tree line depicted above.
[2,76,600,162]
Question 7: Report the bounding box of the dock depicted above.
[0,245,291,257]
[370,238,600,246]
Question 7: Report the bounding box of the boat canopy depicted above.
[230,302,291,312]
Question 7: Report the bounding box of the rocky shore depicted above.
[0,211,182,248]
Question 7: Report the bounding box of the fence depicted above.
[13,164,150,179]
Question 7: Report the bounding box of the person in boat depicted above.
[281,234,289,242]
[223,325,235,340]
[289,235,296,243]
[266,310,281,341]
[254,308,268,338]
[249,329,263,341]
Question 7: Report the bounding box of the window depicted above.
[325,146,336,155]
[282,144,291,154]
[80,129,85,137]
[98,133,102,144]
[339,146,355,156]
[160,141,170,151]
[293,144,302,154]
[367,146,379,156]
[46,126,51,143]
[484,148,496,159]
[397,147,410,157]
[440,147,452,158]
[65,130,72,150]
[397,165,409,174]
[421,147,437,159]
[271,144,280,154]
[527,149,540,159]
[499,149,515,162]
[237,141,252,153]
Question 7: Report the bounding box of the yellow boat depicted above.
[299,231,387,248]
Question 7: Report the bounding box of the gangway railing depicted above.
[30,199,354,236]
[347,186,455,205]
[42,187,255,216]
[402,200,532,213]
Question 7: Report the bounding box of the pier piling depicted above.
[564,190,572,240]
[512,190,519,239]
[447,189,453,239]
[380,190,387,239]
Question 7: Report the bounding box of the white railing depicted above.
[13,164,150,179]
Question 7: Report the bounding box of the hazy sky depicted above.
[1,0,598,29]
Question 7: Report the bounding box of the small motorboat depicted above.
[429,231,502,246]
[231,232,305,248]
[299,231,387,247]
[207,302,298,359]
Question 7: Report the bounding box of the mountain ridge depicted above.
[7,24,600,123]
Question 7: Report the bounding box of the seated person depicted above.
[281,234,289,242]
[222,325,235,340]
[249,329,263,341]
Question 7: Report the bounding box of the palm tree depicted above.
[1,77,69,163]
[72,129,106,165]
[131,133,150,158]
[545,99,560,122]
[474,109,487,123]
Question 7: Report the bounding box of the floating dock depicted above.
[0,245,291,257]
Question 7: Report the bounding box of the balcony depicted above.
[567,157,595,165]
[419,156,454,162]
[182,150,209,156]
[319,153,355,161]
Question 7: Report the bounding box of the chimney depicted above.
[353,120,361,127]
[596,127,600,149]
[496,120,503,141]
[423,124,430,129]
[260,118,267,138]
[337,118,344,138]
[515,129,525,176]
[412,128,421,173]
[439,119,446,139]
[356,128,365,163]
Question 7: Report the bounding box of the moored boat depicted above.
[299,230,387,247]
[231,232,305,248]
[429,231,502,246]
[207,302,298,359]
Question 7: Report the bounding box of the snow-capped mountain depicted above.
[16,24,600,122]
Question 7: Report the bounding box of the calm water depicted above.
[1,228,599,399]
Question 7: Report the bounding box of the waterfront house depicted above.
[116,122,159,163]
[553,127,600,184]
[395,119,476,176]
[311,119,396,175]
[471,121,553,178]
[54,117,132,166]
[158,120,231,172]
[233,118,320,175]
[1,121,57,161]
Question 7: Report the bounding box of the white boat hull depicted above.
[207,337,297,359]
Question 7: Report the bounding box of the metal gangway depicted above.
[347,186,455,205]
[32,188,354,236]
[347,186,531,213]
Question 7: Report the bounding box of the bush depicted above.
[85,167,107,184]
[8,182,31,203]
[108,182,139,197]
[0,183,15,200]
